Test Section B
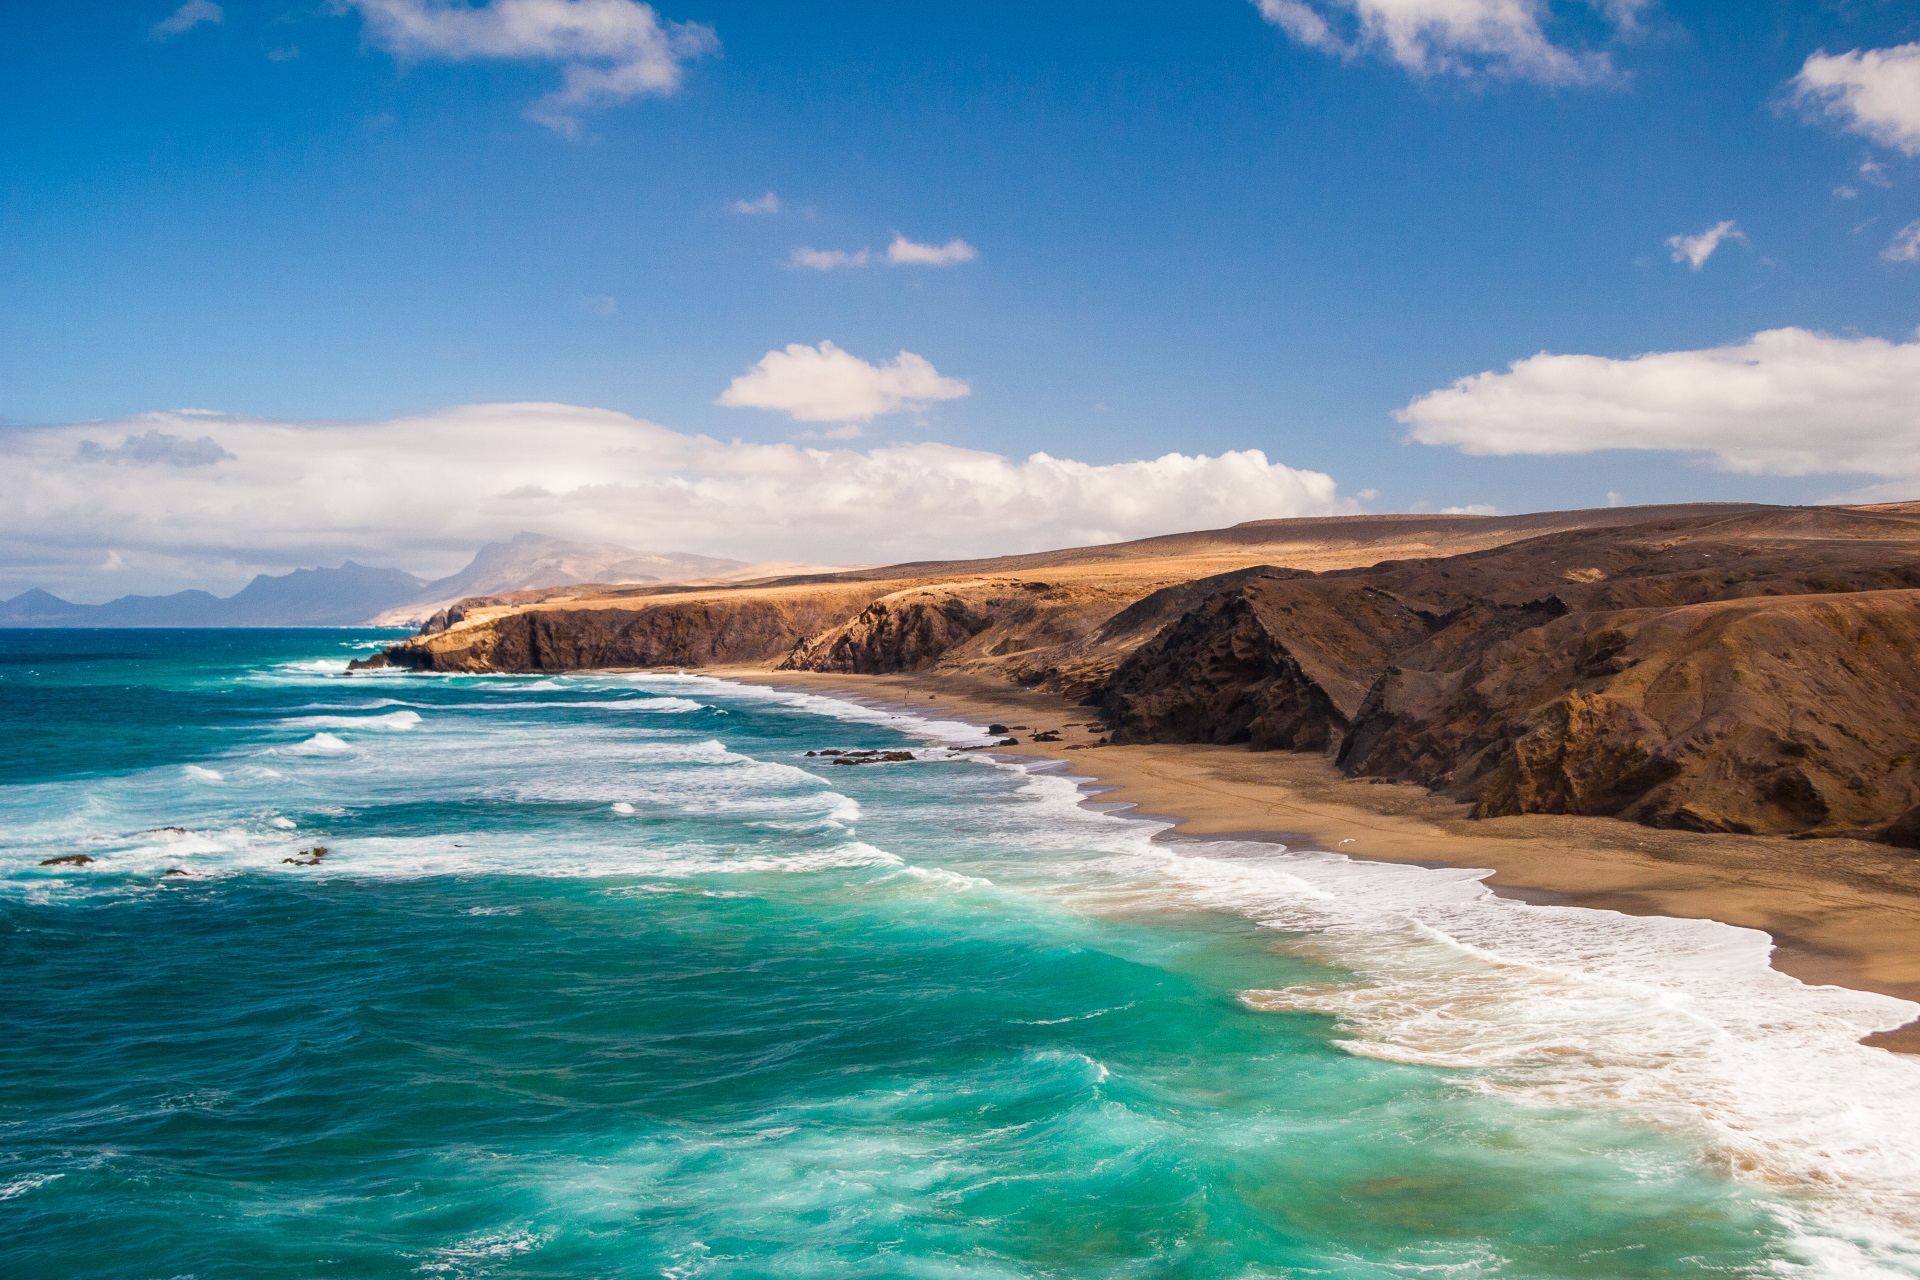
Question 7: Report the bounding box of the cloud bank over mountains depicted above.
[1398,327,1920,487]
[0,404,1347,599]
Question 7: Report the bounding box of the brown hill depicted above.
[1099,504,1920,843]
[352,501,1920,844]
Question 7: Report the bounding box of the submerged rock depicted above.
[39,853,93,867]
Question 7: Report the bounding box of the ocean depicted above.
[3,629,1919,1279]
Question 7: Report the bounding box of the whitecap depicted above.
[0,1172,62,1201]
[183,765,224,782]
[282,710,421,732]
[610,802,636,816]
[282,733,351,755]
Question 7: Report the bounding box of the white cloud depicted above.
[1885,220,1920,263]
[0,404,1349,596]
[1252,0,1636,86]
[789,247,871,270]
[716,342,969,423]
[152,0,221,38]
[1439,502,1498,515]
[75,429,235,467]
[1789,44,1920,156]
[1664,219,1745,269]
[1399,327,1920,480]
[729,192,780,215]
[346,0,717,135]
[886,235,979,266]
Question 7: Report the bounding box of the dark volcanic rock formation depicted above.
[1099,506,1920,843]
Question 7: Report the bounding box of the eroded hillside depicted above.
[352,501,1920,843]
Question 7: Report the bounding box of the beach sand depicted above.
[720,666,1920,1053]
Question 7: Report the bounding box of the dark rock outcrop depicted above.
[1099,506,1920,843]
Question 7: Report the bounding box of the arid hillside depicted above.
[358,502,1769,688]
[354,501,1920,843]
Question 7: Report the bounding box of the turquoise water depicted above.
[4,631,1920,1279]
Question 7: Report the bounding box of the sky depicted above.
[4,0,1920,598]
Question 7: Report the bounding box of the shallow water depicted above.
[3,630,1918,1278]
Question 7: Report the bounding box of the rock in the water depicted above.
[39,853,93,867]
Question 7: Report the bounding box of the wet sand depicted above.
[719,666,1920,1053]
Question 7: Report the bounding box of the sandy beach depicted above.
[725,666,1920,1053]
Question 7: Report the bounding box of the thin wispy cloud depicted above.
[1253,0,1641,87]
[789,247,871,270]
[717,342,970,423]
[1789,44,1920,156]
[1885,221,1920,264]
[791,236,979,270]
[886,235,978,266]
[1399,327,1920,484]
[345,0,718,136]
[1665,220,1745,270]
[152,0,222,39]
[728,192,781,215]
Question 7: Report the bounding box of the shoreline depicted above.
[714,666,1920,1054]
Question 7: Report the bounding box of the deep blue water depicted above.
[3,630,1918,1278]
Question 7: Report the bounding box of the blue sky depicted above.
[4,1,1920,594]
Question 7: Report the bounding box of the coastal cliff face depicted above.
[353,502,1920,844]
[1100,506,1920,842]
[354,585,892,672]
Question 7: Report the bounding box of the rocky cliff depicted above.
[1098,505,1920,843]
[351,501,1920,845]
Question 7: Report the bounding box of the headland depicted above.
[349,500,1920,1046]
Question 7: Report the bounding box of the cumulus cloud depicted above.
[789,247,870,270]
[716,342,969,423]
[1884,220,1920,263]
[729,192,780,215]
[1789,44,1920,156]
[0,404,1349,596]
[1252,0,1639,86]
[886,235,979,266]
[1665,219,1745,269]
[345,0,717,135]
[152,0,221,38]
[1399,327,1920,480]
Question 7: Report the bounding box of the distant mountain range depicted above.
[0,534,752,629]
[368,533,748,626]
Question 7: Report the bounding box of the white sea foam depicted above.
[610,802,636,815]
[984,760,1920,1270]
[281,732,352,755]
[0,1172,63,1201]
[183,765,223,782]
[282,710,422,731]
[622,673,996,746]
